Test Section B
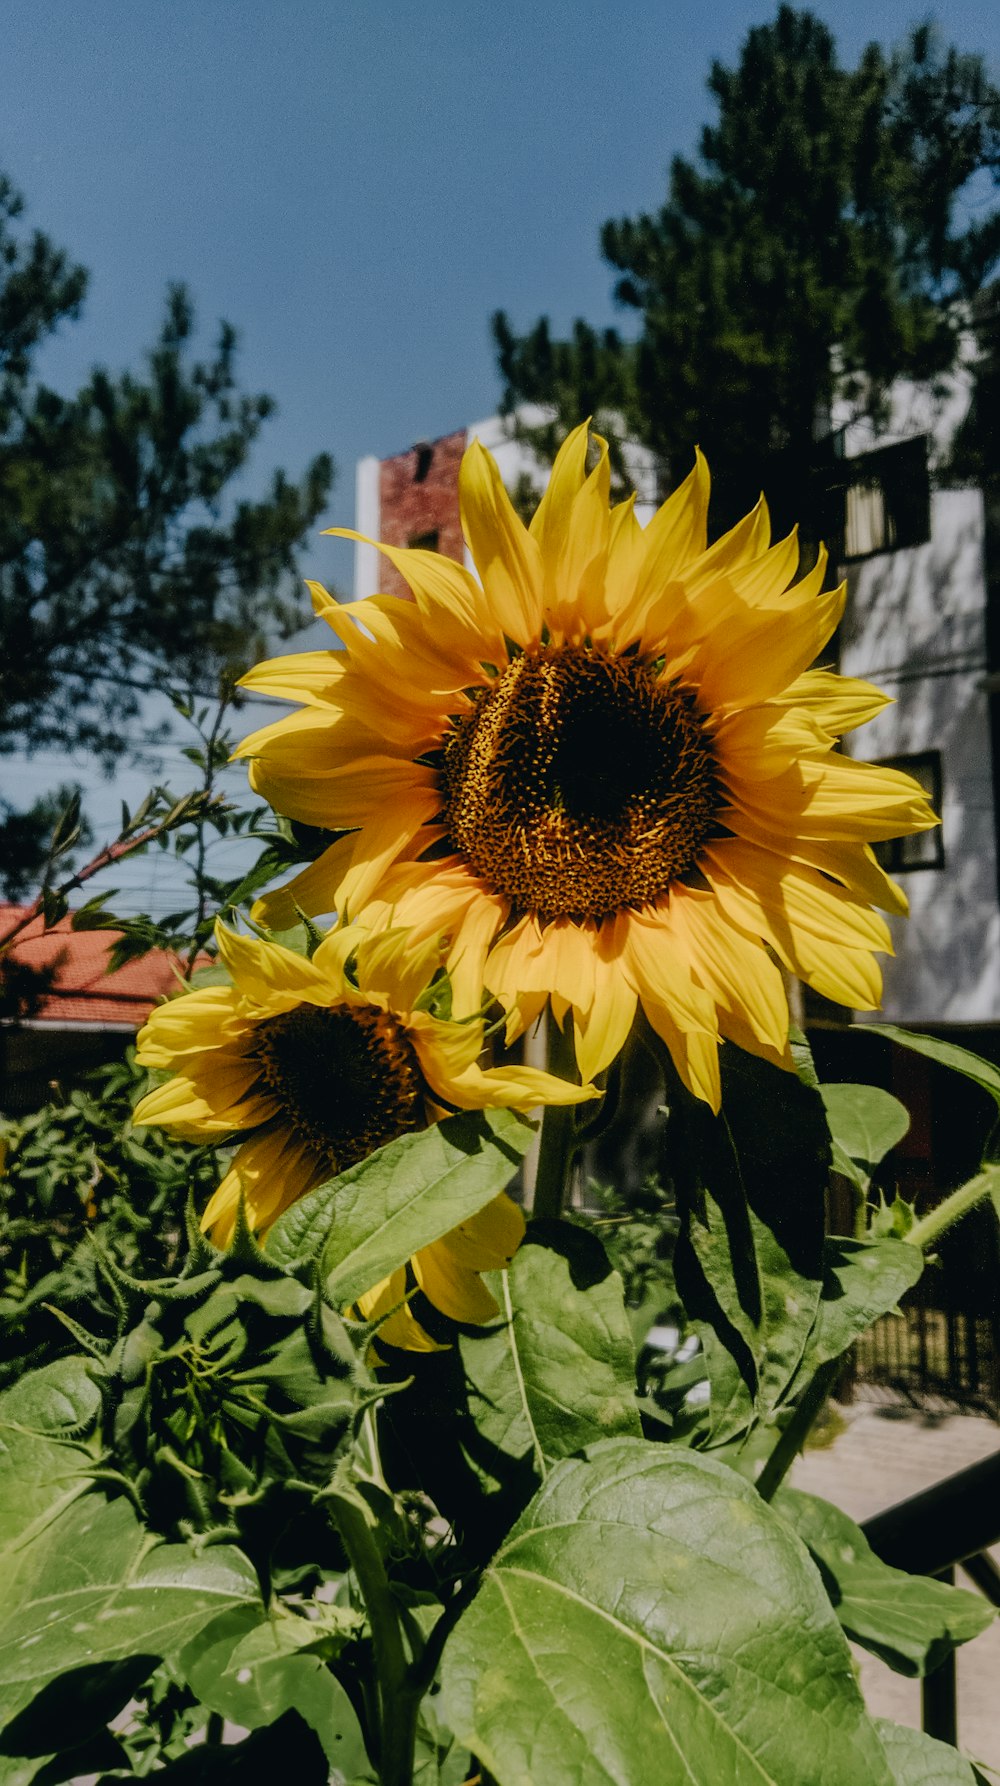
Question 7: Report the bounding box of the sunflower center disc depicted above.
[253,1004,423,1172]
[441,645,720,921]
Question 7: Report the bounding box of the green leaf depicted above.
[0,1360,101,1567]
[178,1604,368,1775]
[267,1111,531,1301]
[219,844,296,914]
[777,1489,993,1674]
[439,1437,892,1786]
[671,1048,829,1444]
[0,1356,100,1439]
[0,1489,260,1728]
[460,1222,641,1490]
[875,1718,987,1784]
[821,1083,909,1191]
[788,1235,925,1393]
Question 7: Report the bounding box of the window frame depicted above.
[872,750,944,874]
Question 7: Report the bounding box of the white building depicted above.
[832,369,999,1029]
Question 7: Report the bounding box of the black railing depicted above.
[861,1449,1000,1748]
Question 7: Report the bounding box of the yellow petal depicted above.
[323,526,505,666]
[235,702,435,767]
[690,582,847,711]
[334,792,445,918]
[356,1268,448,1353]
[714,805,909,917]
[407,1009,595,1112]
[726,751,938,842]
[667,888,789,1056]
[330,591,485,703]
[773,669,893,735]
[619,908,720,1041]
[133,1058,274,1137]
[238,650,352,708]
[573,937,639,1080]
[135,985,244,1065]
[725,528,802,606]
[354,926,446,1015]
[714,706,830,784]
[459,437,544,647]
[530,423,611,641]
[613,450,710,646]
[412,1239,500,1323]
[640,996,722,1111]
[628,490,772,653]
[700,844,886,1010]
[215,922,333,1011]
[202,1126,326,1245]
[702,838,894,954]
[442,1193,526,1269]
[599,494,647,634]
[251,833,359,930]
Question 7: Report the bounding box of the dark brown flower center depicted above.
[252,1004,423,1173]
[440,645,720,921]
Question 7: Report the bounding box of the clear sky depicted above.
[5,0,999,589]
[2,0,998,910]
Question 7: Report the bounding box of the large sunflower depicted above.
[133,921,593,1344]
[238,424,936,1109]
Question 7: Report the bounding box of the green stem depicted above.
[851,1180,869,1241]
[755,1358,842,1503]
[906,1165,1000,1251]
[531,1015,578,1223]
[332,1493,419,1786]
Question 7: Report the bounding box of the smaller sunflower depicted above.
[133,921,593,1342]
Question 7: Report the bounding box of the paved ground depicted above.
[792,1399,1000,1777]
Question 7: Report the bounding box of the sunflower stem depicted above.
[905,1164,1000,1251]
[755,1357,842,1502]
[331,1490,419,1786]
[532,1015,578,1223]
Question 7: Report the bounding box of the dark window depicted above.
[408,529,439,552]
[872,751,944,873]
[823,435,930,563]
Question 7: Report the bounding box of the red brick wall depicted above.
[376,428,467,600]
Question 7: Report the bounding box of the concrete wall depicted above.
[840,487,1000,1024]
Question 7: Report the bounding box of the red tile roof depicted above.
[0,905,192,1029]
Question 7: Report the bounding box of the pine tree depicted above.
[493,9,1000,535]
[0,175,332,764]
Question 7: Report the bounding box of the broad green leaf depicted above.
[821,1083,909,1191]
[875,1718,987,1784]
[0,1491,259,1728]
[179,1604,368,1776]
[671,1049,828,1444]
[439,1437,892,1786]
[459,1223,640,1492]
[0,1357,100,1438]
[787,1235,924,1394]
[267,1110,530,1300]
[778,1489,993,1674]
[0,1359,100,1565]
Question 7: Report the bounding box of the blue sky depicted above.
[2,0,998,910]
[5,0,998,592]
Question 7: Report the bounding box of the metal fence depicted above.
[835,1198,1000,1415]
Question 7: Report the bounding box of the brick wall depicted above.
[377,428,467,600]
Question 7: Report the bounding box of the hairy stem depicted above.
[755,1358,842,1503]
[906,1164,1000,1251]
[331,1492,419,1786]
[532,1014,578,1223]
